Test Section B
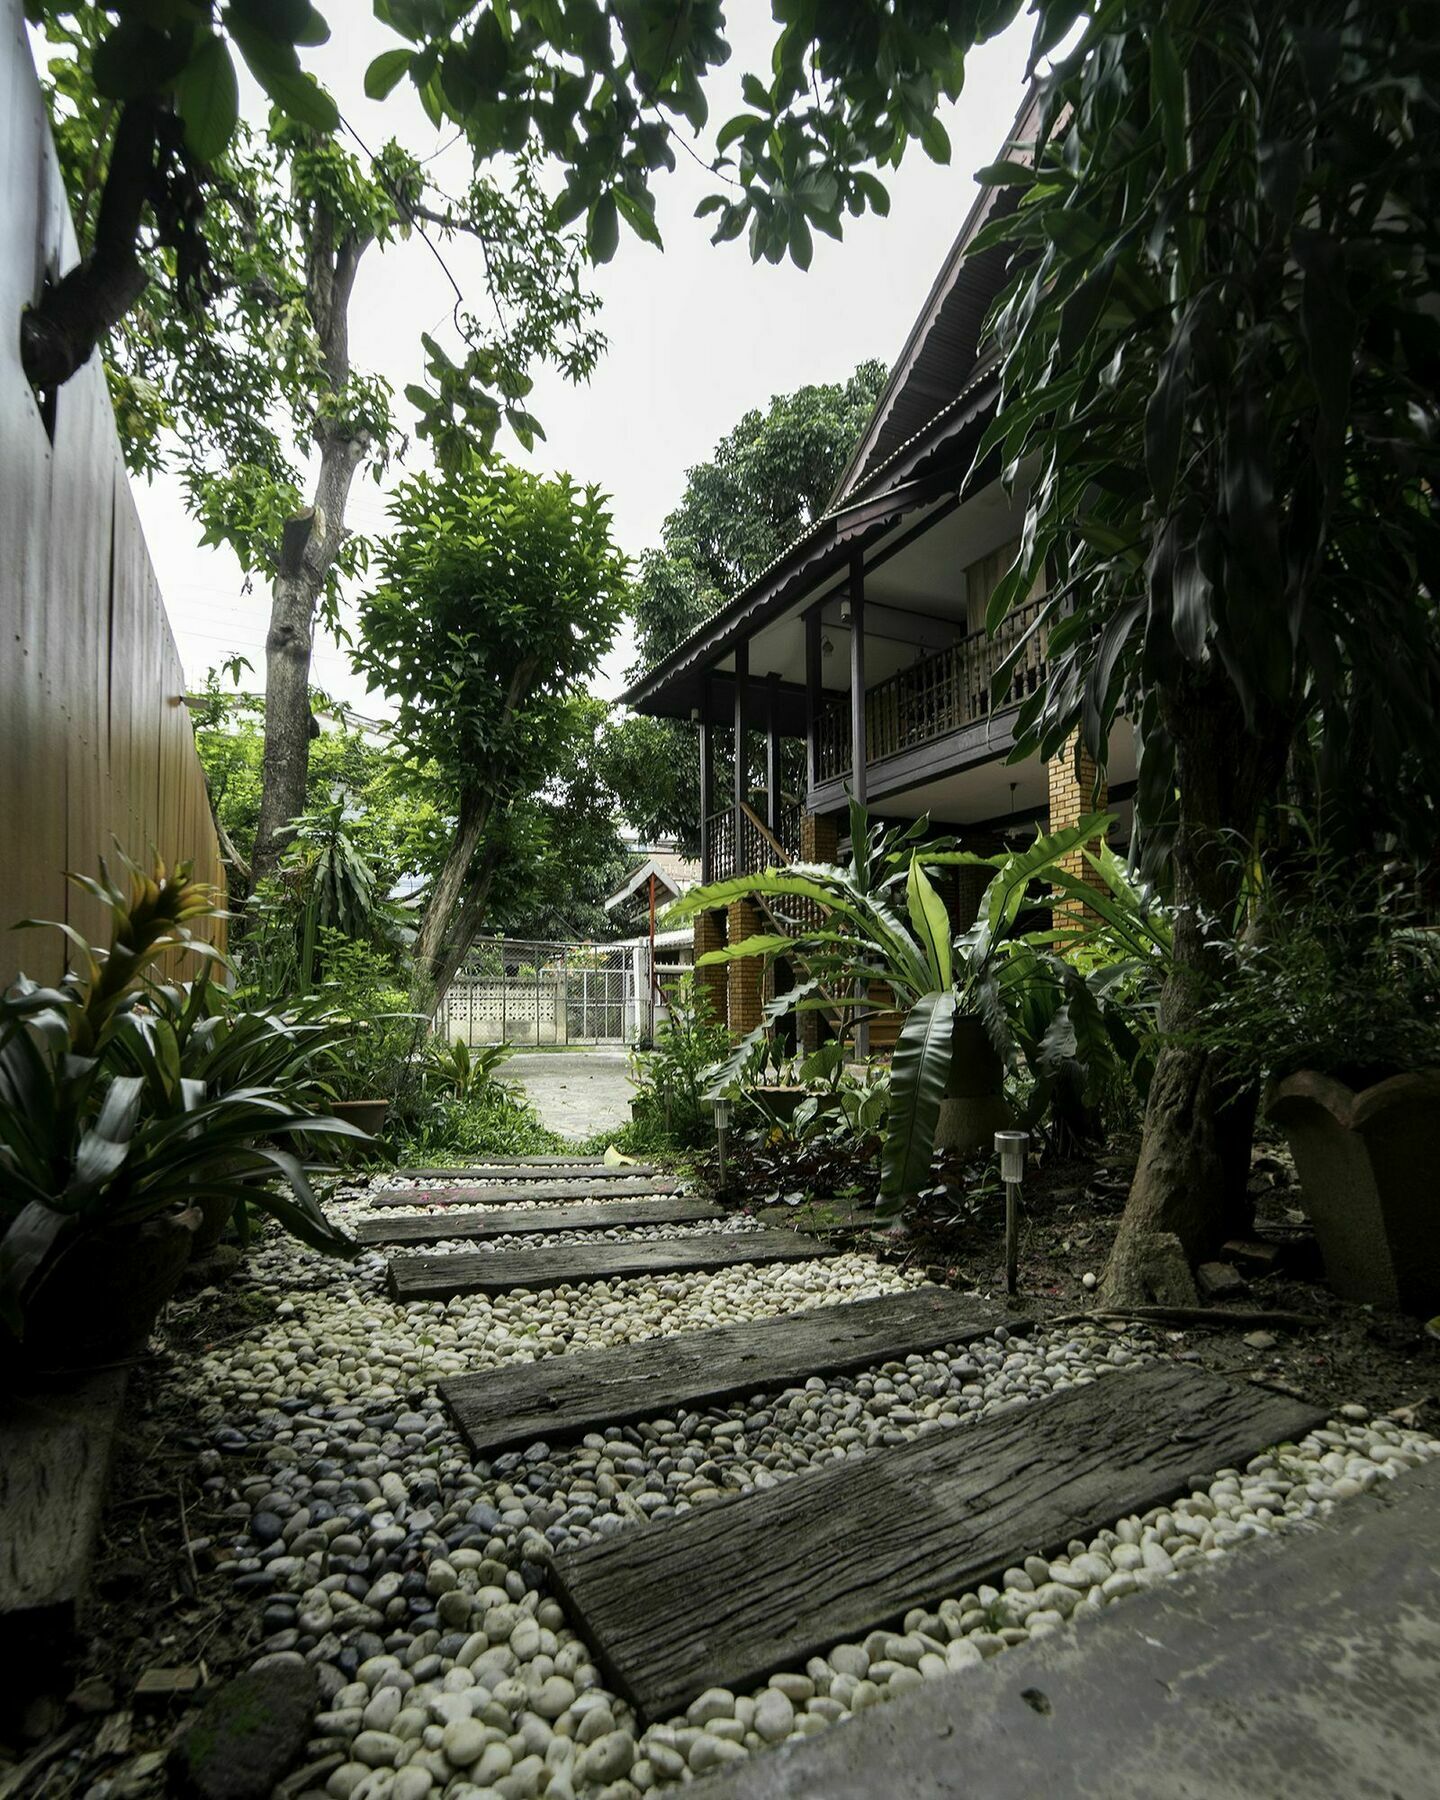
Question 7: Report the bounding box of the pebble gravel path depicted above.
[182,1180,1440,1800]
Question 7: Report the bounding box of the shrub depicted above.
[0,857,358,1341]
[628,977,731,1149]
[1192,855,1440,1088]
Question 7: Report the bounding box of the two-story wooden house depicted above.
[621,96,1133,1041]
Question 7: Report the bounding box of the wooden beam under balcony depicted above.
[849,554,867,808]
[805,607,822,794]
[733,636,749,837]
[765,671,781,835]
[819,596,964,652]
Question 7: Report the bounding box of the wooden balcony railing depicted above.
[815,595,1050,785]
[703,797,803,882]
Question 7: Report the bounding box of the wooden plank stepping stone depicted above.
[441,1289,1020,1458]
[684,1460,1440,1800]
[371,1178,680,1209]
[356,1195,722,1246]
[388,1230,836,1302]
[550,1361,1323,1725]
[395,1161,660,1181]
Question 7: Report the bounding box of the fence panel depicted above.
[434,937,693,1047]
[0,11,223,988]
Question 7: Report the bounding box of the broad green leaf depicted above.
[365,47,413,99]
[975,160,1035,188]
[589,194,619,263]
[879,990,955,1207]
[905,856,952,991]
[176,36,240,162]
[1149,23,1186,182]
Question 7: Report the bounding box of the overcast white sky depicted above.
[132,7,1035,712]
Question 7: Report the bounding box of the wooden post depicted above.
[698,681,714,883]
[805,606,822,796]
[733,638,749,869]
[766,671,781,838]
[849,553,867,805]
[849,555,869,1059]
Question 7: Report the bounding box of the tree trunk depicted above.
[1101,681,1289,1305]
[412,790,494,1011]
[250,437,366,885]
[410,657,542,1010]
[249,213,371,891]
[21,99,158,392]
[422,839,507,1014]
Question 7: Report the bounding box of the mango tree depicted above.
[352,463,627,1005]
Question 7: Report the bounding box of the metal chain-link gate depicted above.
[432,933,693,1047]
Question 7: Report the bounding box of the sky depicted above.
[131,6,1037,713]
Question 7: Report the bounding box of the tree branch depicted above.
[21,99,160,392]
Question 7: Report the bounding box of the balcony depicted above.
[815,594,1049,784]
[704,797,802,883]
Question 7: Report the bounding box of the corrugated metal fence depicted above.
[1,3,224,989]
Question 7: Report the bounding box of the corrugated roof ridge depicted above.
[830,85,1040,504]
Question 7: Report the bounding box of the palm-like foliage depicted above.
[673,808,1114,1207]
[423,1036,515,1101]
[0,857,360,1338]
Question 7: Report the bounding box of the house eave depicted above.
[620,370,1000,723]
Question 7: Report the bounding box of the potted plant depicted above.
[0,858,362,1377]
[1195,862,1440,1312]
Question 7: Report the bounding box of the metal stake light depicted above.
[712,1094,733,1195]
[995,1129,1030,1295]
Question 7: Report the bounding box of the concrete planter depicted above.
[934,1014,1012,1159]
[1267,1069,1440,1313]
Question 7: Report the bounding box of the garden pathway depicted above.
[362,1156,1433,1792]
[501,1047,636,1139]
[687,1458,1440,1799]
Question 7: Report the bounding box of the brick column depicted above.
[726,898,765,1038]
[692,908,728,1031]
[796,810,838,1051]
[1047,731,1109,929]
[799,808,839,864]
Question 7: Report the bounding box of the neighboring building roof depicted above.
[603,851,700,914]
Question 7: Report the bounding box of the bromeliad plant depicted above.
[675,801,1119,1212]
[0,856,360,1343]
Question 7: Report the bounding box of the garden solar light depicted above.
[995,1129,1030,1296]
[712,1094,733,1192]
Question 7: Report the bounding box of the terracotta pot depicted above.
[934,1013,1012,1159]
[8,1208,202,1377]
[331,1098,389,1143]
[1267,1069,1440,1313]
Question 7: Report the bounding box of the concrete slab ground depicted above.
[502,1049,635,1142]
[692,1458,1440,1800]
